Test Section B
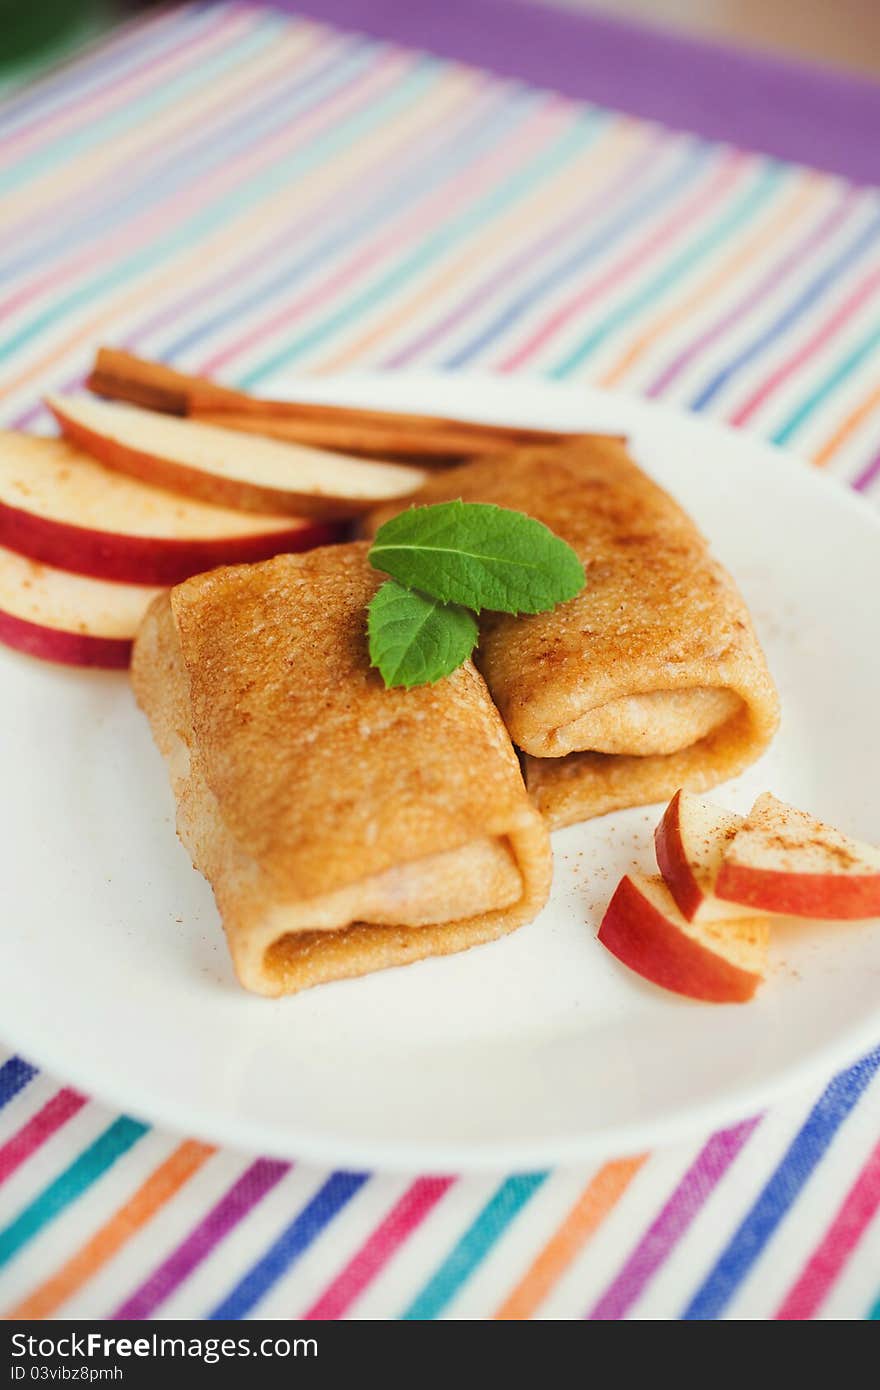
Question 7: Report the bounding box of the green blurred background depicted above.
[0,1,155,95]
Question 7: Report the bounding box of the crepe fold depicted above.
[366,438,779,829]
[131,543,552,996]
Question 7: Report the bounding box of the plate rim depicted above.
[5,993,878,1172]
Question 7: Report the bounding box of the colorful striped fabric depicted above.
[1,1,879,1319]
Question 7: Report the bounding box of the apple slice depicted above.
[715,792,880,919]
[46,395,427,520]
[655,789,749,923]
[0,432,340,584]
[598,873,768,1002]
[0,545,160,669]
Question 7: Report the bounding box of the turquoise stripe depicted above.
[0,61,442,364]
[772,322,880,444]
[0,14,287,197]
[0,3,219,141]
[240,110,609,384]
[160,80,528,358]
[440,138,709,368]
[688,211,880,412]
[401,1174,547,1319]
[550,161,787,377]
[0,1117,148,1268]
[2,38,375,283]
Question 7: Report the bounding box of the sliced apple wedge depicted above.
[0,545,160,668]
[0,432,339,584]
[598,873,768,1002]
[655,789,749,923]
[46,395,427,520]
[715,792,880,919]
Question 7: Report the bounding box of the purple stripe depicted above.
[6,62,499,431]
[0,4,224,145]
[1,28,353,286]
[128,76,502,347]
[384,126,665,367]
[647,189,858,397]
[7,40,414,431]
[587,1117,759,1320]
[111,1158,288,1319]
[268,0,880,185]
[854,451,880,491]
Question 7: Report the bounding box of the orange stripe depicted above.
[812,381,880,466]
[494,1155,647,1320]
[1,65,476,405]
[318,120,642,371]
[6,1140,213,1320]
[599,176,823,387]
[6,17,315,226]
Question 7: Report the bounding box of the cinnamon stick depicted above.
[87,348,250,416]
[185,388,574,445]
[186,410,514,463]
[87,348,583,463]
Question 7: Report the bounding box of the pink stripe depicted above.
[499,150,748,371]
[385,129,665,368]
[0,32,369,319]
[0,5,245,164]
[304,1177,454,1319]
[647,190,856,397]
[728,263,880,425]
[0,1089,87,1185]
[3,15,306,254]
[775,1139,880,1319]
[854,450,880,492]
[202,94,569,374]
[129,73,499,352]
[0,3,185,139]
[7,67,483,429]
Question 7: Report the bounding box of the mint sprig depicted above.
[367,580,478,689]
[367,502,584,689]
[369,500,584,614]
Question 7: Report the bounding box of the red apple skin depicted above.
[598,876,762,1003]
[714,862,880,920]
[0,496,340,586]
[654,790,704,922]
[0,608,131,669]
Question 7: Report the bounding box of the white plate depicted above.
[2,374,879,1172]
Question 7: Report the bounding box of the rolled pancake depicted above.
[131,543,552,995]
[366,438,779,828]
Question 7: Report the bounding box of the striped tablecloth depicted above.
[2,0,880,1320]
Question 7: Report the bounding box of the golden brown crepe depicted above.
[366,438,779,828]
[131,543,552,995]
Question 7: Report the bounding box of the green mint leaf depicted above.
[367,579,479,689]
[368,500,585,614]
